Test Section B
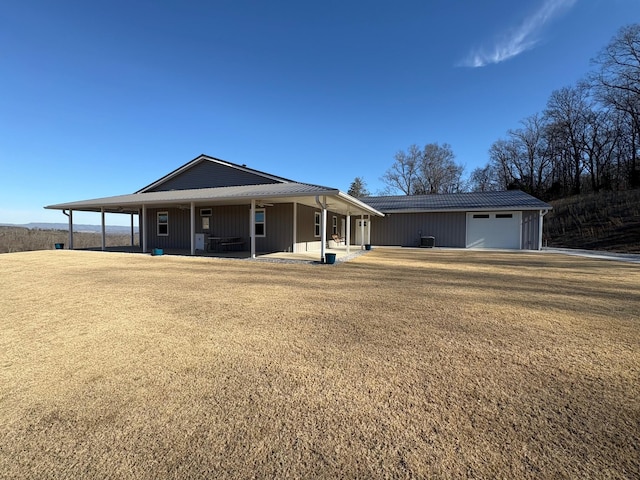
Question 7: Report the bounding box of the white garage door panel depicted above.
[466,211,521,249]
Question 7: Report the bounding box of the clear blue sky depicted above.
[1,0,638,225]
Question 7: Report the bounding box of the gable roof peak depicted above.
[136,153,295,193]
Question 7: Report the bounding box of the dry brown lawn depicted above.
[0,248,638,479]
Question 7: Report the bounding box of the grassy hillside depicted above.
[0,226,138,254]
[545,189,640,253]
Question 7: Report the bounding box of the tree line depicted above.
[351,24,640,200]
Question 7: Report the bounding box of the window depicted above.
[200,208,212,216]
[157,211,169,236]
[496,213,513,219]
[314,212,321,237]
[254,209,265,237]
[202,217,210,231]
[332,216,338,235]
[473,214,490,219]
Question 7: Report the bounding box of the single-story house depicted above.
[45,154,552,258]
[45,154,384,261]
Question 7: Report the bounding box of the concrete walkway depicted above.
[542,247,640,264]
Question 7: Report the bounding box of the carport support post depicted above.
[142,204,148,253]
[250,199,256,259]
[190,202,196,256]
[101,208,106,251]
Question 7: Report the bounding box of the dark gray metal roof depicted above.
[46,182,384,217]
[360,190,552,213]
[137,154,295,193]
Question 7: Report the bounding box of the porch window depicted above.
[314,212,321,237]
[332,216,338,235]
[255,209,265,237]
[157,211,168,236]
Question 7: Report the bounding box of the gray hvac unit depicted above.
[420,236,435,248]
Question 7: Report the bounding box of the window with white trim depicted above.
[314,212,321,237]
[255,209,265,237]
[157,211,169,236]
[332,216,338,235]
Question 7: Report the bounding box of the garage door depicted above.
[466,211,521,249]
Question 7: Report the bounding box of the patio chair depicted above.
[331,234,345,245]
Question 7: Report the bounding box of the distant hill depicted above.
[0,222,138,234]
[545,189,640,253]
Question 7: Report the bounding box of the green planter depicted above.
[325,253,337,264]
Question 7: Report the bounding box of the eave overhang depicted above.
[45,184,384,217]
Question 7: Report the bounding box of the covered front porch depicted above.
[45,183,383,264]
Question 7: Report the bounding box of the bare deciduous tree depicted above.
[381,145,422,195]
[382,143,464,195]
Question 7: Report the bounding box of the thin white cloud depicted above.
[459,0,577,68]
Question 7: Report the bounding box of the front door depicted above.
[355,219,368,245]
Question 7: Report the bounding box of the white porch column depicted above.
[292,202,297,253]
[250,199,256,259]
[366,214,371,245]
[101,208,106,251]
[130,213,135,247]
[142,204,148,253]
[360,214,365,250]
[321,196,327,262]
[190,202,196,255]
[346,213,351,254]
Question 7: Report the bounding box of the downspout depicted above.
[315,196,327,262]
[538,209,549,250]
[62,209,74,250]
